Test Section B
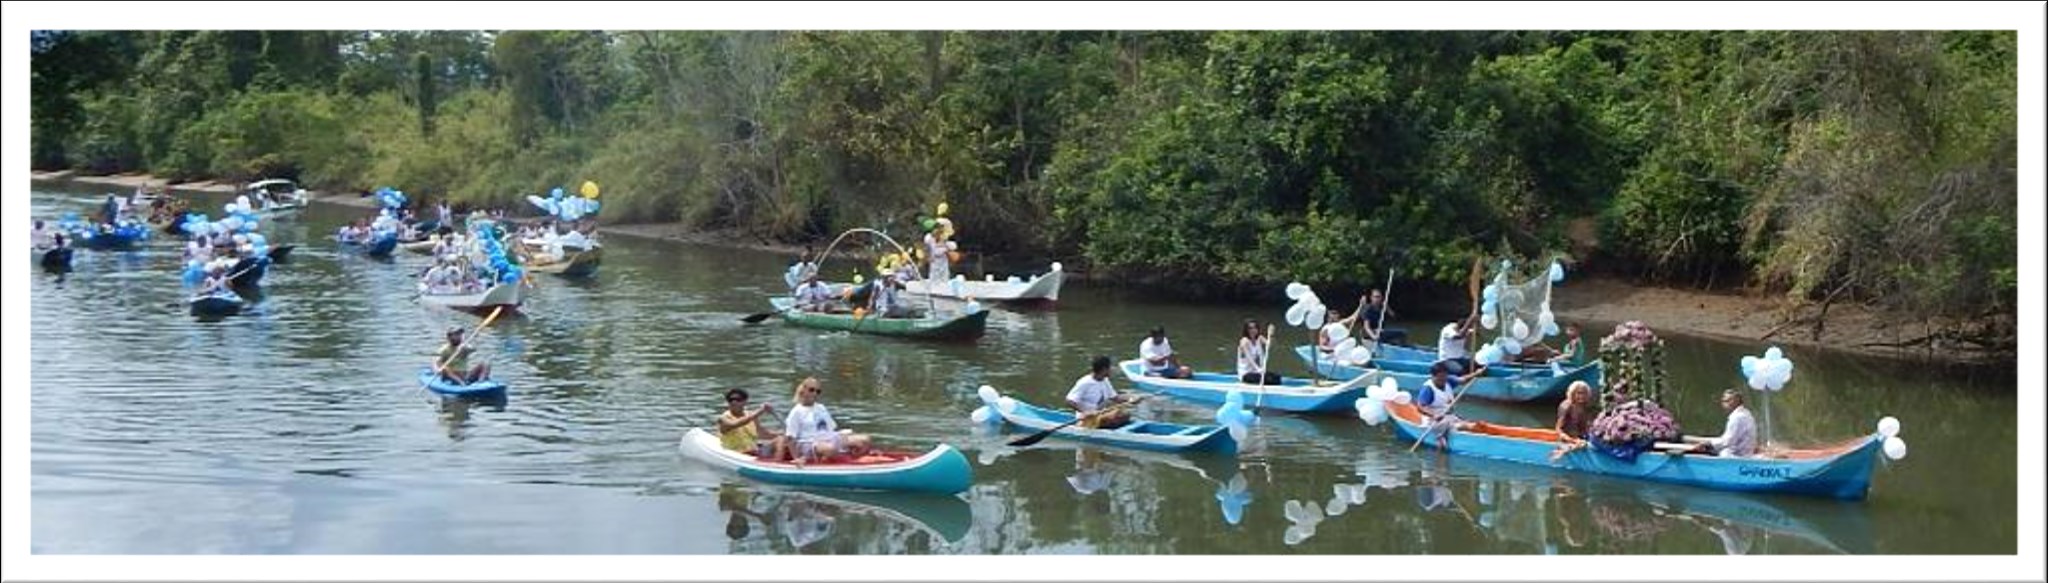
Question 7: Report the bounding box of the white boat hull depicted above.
[902,264,1063,305]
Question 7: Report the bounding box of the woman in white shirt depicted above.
[1237,319,1281,385]
[782,377,872,464]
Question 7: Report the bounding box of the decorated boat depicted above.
[1117,359,1379,414]
[678,428,972,495]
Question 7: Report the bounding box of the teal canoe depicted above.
[768,297,988,341]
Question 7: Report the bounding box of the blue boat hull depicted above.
[1294,345,1599,403]
[416,368,508,399]
[367,233,399,257]
[188,294,244,317]
[230,256,269,290]
[1385,401,1884,500]
[1000,400,1237,455]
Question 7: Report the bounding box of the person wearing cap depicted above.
[436,327,490,385]
[716,388,787,460]
[1139,326,1192,379]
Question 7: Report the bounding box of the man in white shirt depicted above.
[1436,316,1477,374]
[1067,356,1133,429]
[782,377,872,464]
[1139,326,1192,378]
[793,273,837,313]
[1686,389,1758,457]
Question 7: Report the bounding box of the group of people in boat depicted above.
[787,247,919,319]
[714,377,877,465]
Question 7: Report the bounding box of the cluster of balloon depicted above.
[969,385,1018,426]
[527,181,603,222]
[1284,282,1371,365]
[181,199,265,240]
[1353,376,1412,426]
[1282,498,1326,545]
[1214,474,1252,526]
[1324,483,1369,519]
[375,187,408,210]
[1472,260,1567,367]
[1213,390,1258,444]
[915,202,961,263]
[470,221,524,285]
[1739,345,1802,449]
[1875,416,1908,461]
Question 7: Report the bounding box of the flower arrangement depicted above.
[1589,321,1681,460]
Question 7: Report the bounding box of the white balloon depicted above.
[970,406,995,424]
[1302,501,1324,524]
[1344,346,1373,365]
[1364,383,1393,401]
[1765,346,1784,360]
[1878,416,1901,438]
[1511,319,1530,340]
[1392,392,1412,405]
[1358,399,1388,426]
[1333,337,1359,355]
[1305,304,1327,329]
[1537,310,1555,330]
[1748,375,1768,390]
[1227,424,1248,444]
[1286,282,1308,300]
[1322,321,1351,344]
[1883,437,1908,460]
[1286,303,1308,326]
[1325,497,1348,517]
[1480,313,1499,330]
[1380,377,1400,393]
[1283,524,1313,545]
[978,385,1000,404]
[997,396,1018,414]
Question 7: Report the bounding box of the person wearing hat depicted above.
[1139,326,1192,379]
[436,326,490,385]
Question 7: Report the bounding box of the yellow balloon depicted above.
[936,202,949,217]
[852,273,865,284]
[580,181,600,199]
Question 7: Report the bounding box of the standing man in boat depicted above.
[1436,315,1480,374]
[436,326,491,385]
[1139,326,1193,379]
[1683,389,1758,458]
[1068,356,1134,429]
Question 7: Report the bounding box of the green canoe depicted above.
[768,297,988,341]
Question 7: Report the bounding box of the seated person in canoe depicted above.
[793,273,842,313]
[717,388,789,460]
[1416,360,1488,449]
[1681,389,1758,458]
[1068,356,1135,430]
[1549,381,1595,461]
[1237,319,1282,385]
[436,327,491,385]
[1516,322,1584,366]
[782,377,873,465]
[1138,326,1192,379]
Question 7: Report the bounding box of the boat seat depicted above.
[1116,422,1152,433]
[1171,426,1207,436]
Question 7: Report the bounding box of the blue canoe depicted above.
[680,428,971,495]
[1385,401,1886,500]
[995,396,1237,455]
[73,224,149,250]
[415,368,509,400]
[188,292,244,317]
[1294,345,1602,403]
[1117,359,1377,414]
[340,232,400,257]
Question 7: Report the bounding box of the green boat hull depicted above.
[768,297,988,341]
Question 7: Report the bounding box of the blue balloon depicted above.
[1739,355,1759,378]
[1482,284,1499,303]
[551,187,565,199]
[1549,261,1566,283]
[1501,338,1522,356]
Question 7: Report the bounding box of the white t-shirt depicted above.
[1711,406,1758,457]
[784,403,838,444]
[1237,337,1267,376]
[1139,337,1174,367]
[1066,374,1117,413]
[1438,323,1470,361]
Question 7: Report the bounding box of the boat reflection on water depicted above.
[1439,454,1876,554]
[433,392,507,442]
[714,483,973,552]
[972,432,1251,528]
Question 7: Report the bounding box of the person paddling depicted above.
[436,326,491,385]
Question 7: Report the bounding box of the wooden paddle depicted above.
[434,306,507,381]
[1008,395,1149,448]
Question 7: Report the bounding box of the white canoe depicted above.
[902,263,1064,305]
[418,282,523,312]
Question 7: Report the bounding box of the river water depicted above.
[27,183,2016,554]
